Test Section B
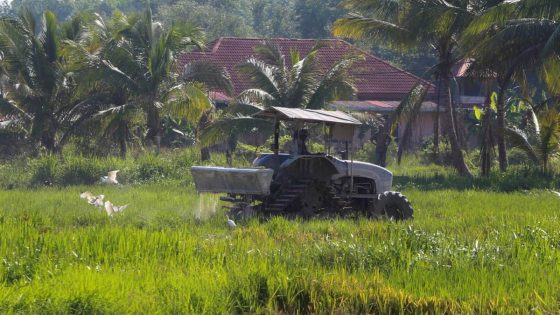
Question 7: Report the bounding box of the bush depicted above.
[30,155,59,186]
[59,156,107,186]
[134,154,173,182]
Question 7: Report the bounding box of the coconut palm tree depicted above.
[75,8,233,155]
[462,0,560,172]
[332,0,512,177]
[96,103,143,159]
[0,9,105,152]
[94,8,215,153]
[200,41,361,151]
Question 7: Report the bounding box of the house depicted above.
[178,37,440,147]
[452,59,487,108]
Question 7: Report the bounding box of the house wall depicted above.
[397,112,437,148]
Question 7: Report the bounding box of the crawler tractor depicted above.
[191,107,413,219]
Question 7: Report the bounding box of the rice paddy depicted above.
[1,184,559,313]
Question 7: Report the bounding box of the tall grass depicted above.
[2,147,559,192]
[0,187,559,313]
[0,148,251,189]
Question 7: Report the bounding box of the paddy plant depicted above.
[0,187,559,313]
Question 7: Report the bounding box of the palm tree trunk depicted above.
[374,115,393,167]
[40,117,58,154]
[496,83,508,172]
[493,44,543,172]
[433,77,441,158]
[442,75,472,177]
[480,92,494,176]
[119,137,127,159]
[226,134,237,166]
[197,110,212,161]
[146,102,161,155]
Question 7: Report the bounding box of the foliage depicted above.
[0,10,106,152]
[295,0,343,39]
[200,41,361,147]
[505,108,560,173]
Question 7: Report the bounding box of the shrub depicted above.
[59,156,107,186]
[30,155,59,186]
[134,154,173,182]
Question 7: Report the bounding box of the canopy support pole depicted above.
[273,118,279,155]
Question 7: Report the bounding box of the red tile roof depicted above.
[178,37,435,102]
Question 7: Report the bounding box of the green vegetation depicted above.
[0,163,559,313]
[1,0,560,312]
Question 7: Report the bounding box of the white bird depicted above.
[101,170,119,185]
[104,201,128,216]
[551,190,560,198]
[80,192,104,207]
[226,215,237,228]
[80,191,95,201]
[88,194,105,207]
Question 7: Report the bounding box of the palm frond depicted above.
[289,44,320,108]
[541,56,560,96]
[0,96,30,119]
[338,0,400,21]
[225,101,264,116]
[307,54,361,109]
[332,14,412,48]
[504,127,539,163]
[41,11,59,63]
[395,83,429,164]
[254,41,285,69]
[199,116,273,147]
[237,58,280,100]
[236,89,277,108]
[164,82,212,124]
[539,24,560,60]
[182,61,233,95]
[536,109,560,165]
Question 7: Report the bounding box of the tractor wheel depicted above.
[371,191,413,220]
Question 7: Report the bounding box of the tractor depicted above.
[191,107,413,220]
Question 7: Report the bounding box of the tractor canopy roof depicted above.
[253,107,362,126]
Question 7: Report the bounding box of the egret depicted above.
[104,201,128,216]
[552,191,560,198]
[101,170,119,185]
[80,191,95,201]
[226,215,237,228]
[83,194,104,207]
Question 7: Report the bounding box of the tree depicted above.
[201,41,360,150]
[462,0,560,172]
[101,7,214,153]
[0,9,108,152]
[295,0,343,38]
[96,103,143,159]
[250,0,299,38]
[157,0,255,40]
[332,0,510,177]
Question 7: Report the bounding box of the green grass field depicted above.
[1,182,559,313]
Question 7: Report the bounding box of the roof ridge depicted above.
[211,37,224,53]
[214,36,345,42]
